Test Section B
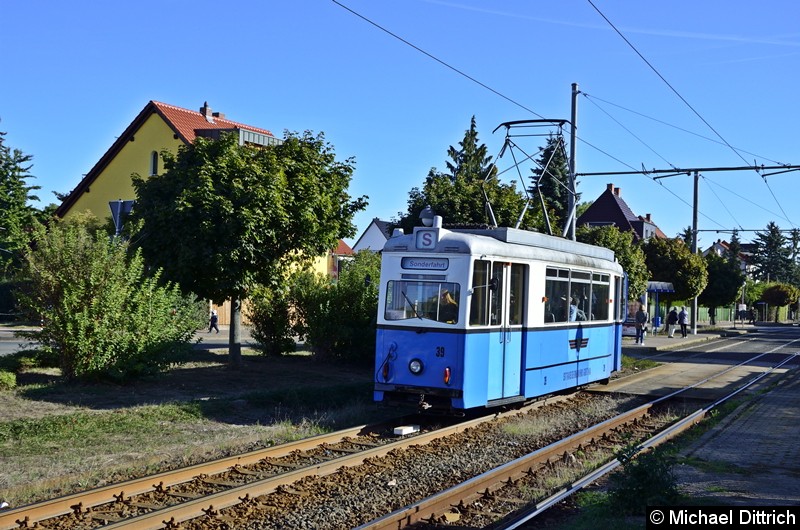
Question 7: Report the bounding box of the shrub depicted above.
[14,221,206,381]
[608,446,681,515]
[0,369,16,390]
[248,250,381,362]
[248,284,297,356]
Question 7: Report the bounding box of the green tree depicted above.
[761,283,799,322]
[642,237,707,302]
[0,130,41,278]
[750,222,793,282]
[15,219,204,381]
[679,226,694,247]
[576,225,649,299]
[530,134,575,233]
[726,229,742,271]
[698,252,744,312]
[396,117,536,232]
[131,131,367,364]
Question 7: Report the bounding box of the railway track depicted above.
[357,349,798,529]
[0,401,571,530]
[4,337,795,529]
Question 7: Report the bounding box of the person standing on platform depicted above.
[678,306,689,338]
[635,303,648,345]
[667,307,678,338]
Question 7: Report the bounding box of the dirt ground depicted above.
[1,344,375,424]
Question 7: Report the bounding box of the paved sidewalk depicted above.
[673,367,800,505]
[622,321,800,506]
[621,320,755,356]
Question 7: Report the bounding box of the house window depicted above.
[150,151,159,176]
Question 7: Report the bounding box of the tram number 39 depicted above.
[436,346,446,357]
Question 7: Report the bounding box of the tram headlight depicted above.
[408,358,424,375]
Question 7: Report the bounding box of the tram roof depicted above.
[384,225,621,271]
[455,227,616,262]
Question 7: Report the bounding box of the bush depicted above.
[0,369,16,390]
[248,250,381,362]
[14,221,206,381]
[608,446,681,515]
[248,284,297,356]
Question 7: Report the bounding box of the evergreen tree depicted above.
[726,229,742,271]
[679,226,694,248]
[396,117,536,232]
[750,222,793,282]
[0,130,41,278]
[530,134,574,233]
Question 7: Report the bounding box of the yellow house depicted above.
[55,100,278,221]
[56,100,348,325]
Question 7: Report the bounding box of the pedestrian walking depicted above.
[667,307,678,338]
[209,309,220,334]
[678,306,689,338]
[634,303,648,345]
[709,306,716,326]
[749,307,757,325]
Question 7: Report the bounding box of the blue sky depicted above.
[2,0,799,248]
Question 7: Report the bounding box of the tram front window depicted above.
[385,281,461,323]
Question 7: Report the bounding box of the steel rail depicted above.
[497,353,798,529]
[0,424,375,530]
[98,400,561,530]
[356,350,797,530]
[355,404,654,529]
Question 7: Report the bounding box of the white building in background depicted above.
[352,218,394,252]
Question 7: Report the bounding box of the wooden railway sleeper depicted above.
[231,464,262,476]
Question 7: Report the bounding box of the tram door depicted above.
[486,262,526,401]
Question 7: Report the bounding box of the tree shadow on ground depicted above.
[14,350,377,426]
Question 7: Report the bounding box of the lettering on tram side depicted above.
[563,367,591,380]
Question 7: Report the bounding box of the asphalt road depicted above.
[0,329,36,357]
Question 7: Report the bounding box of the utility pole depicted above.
[568,82,578,241]
[691,171,699,335]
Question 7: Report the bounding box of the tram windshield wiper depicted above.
[401,291,423,320]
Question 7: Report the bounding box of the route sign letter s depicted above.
[415,229,438,250]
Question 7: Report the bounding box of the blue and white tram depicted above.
[374,216,627,412]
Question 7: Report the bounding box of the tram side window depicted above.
[544,267,570,323]
[508,263,526,326]
[591,273,610,320]
[470,260,491,326]
[570,270,591,321]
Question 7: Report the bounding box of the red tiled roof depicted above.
[152,101,274,143]
[334,239,354,255]
[55,100,275,217]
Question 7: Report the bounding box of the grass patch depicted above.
[0,404,205,457]
[621,354,659,372]
[678,456,747,475]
